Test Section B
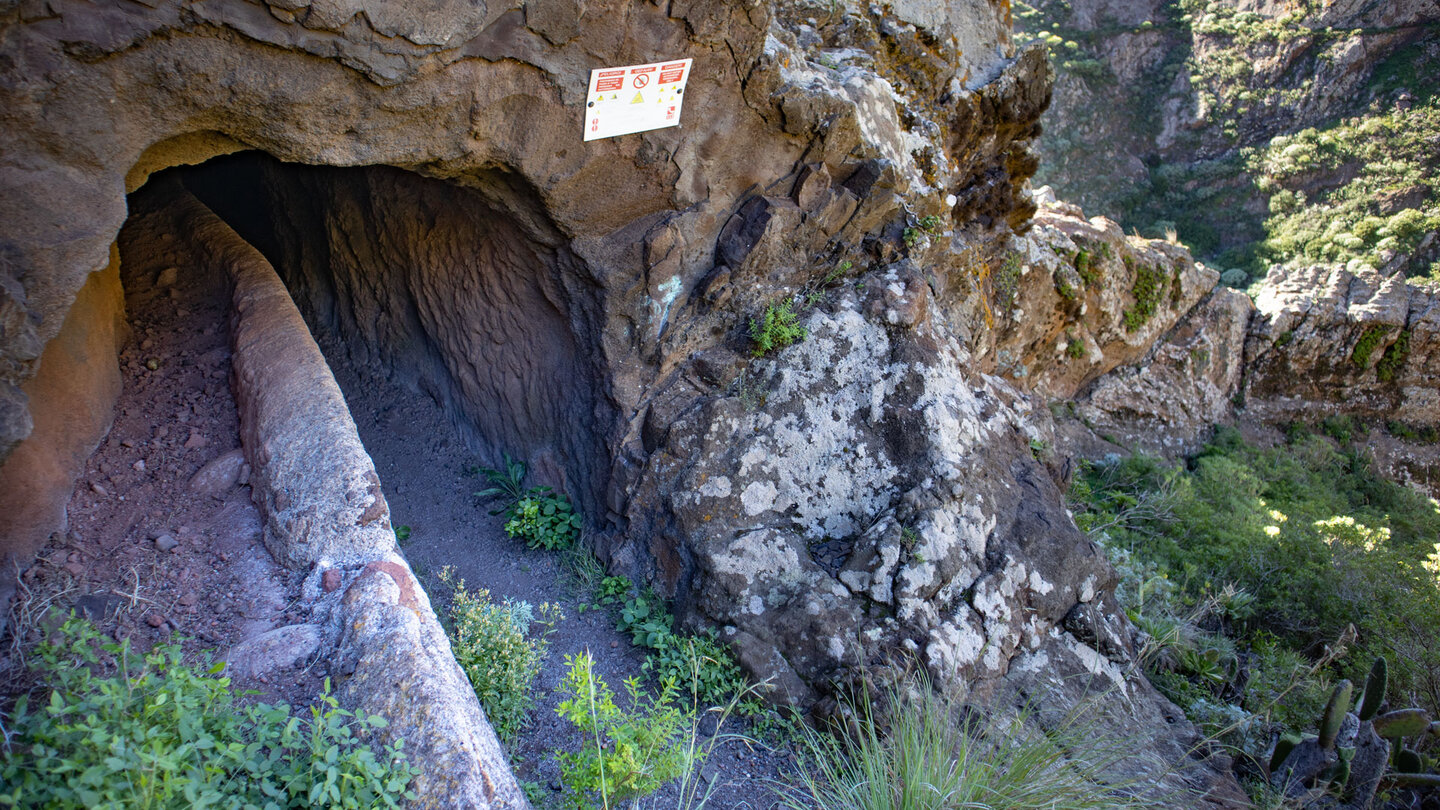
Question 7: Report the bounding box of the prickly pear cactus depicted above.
[1269,657,1439,809]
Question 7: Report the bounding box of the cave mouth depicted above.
[134,151,614,526]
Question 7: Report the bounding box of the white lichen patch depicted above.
[728,304,902,539]
[924,605,986,679]
[741,480,778,516]
[698,475,732,498]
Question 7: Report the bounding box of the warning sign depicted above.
[584,58,693,142]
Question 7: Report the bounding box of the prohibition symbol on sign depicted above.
[584,57,692,141]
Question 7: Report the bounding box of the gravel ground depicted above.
[322,344,808,809]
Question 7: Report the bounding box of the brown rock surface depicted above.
[0,252,127,571]
[1242,263,1440,427]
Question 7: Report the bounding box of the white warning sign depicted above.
[584,58,693,142]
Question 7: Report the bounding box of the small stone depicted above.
[184,431,208,450]
[189,449,244,497]
[120,439,135,448]
[610,640,620,648]
[154,533,179,552]
[321,569,342,593]
[63,561,85,577]
[223,624,323,679]
[154,425,169,439]
[145,358,159,371]
[90,481,108,496]
[156,266,178,286]
[177,591,198,606]
[145,613,165,628]
[132,459,146,471]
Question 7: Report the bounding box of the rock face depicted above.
[983,190,1221,399]
[1243,264,1440,426]
[0,254,128,576]
[1,0,1253,803]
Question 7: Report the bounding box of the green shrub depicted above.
[1376,329,1411,382]
[1122,257,1169,332]
[554,652,694,809]
[1350,325,1386,368]
[474,453,583,550]
[440,569,561,743]
[504,489,581,550]
[0,616,416,810]
[749,301,808,357]
[643,631,748,709]
[614,587,749,709]
[1070,428,1440,722]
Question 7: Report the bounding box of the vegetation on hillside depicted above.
[1015,0,1440,283]
[1069,425,1440,786]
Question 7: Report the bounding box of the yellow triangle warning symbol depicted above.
[631,91,644,104]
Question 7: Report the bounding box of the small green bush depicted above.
[1073,248,1101,287]
[1122,257,1169,332]
[0,616,416,810]
[440,568,561,743]
[554,652,694,809]
[1350,325,1386,368]
[749,301,808,357]
[614,588,748,709]
[1376,328,1411,382]
[504,489,581,550]
[474,454,582,550]
[643,631,748,709]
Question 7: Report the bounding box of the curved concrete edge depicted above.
[164,179,528,810]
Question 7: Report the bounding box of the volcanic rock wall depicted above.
[2,0,1249,802]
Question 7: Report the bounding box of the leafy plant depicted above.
[554,652,694,809]
[474,453,529,515]
[612,586,750,709]
[439,568,561,743]
[902,214,943,247]
[749,301,808,357]
[0,615,416,809]
[643,631,748,709]
[505,490,582,550]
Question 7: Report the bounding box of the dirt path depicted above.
[321,344,801,808]
[2,192,323,710]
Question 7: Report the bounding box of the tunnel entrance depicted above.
[152,152,613,525]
